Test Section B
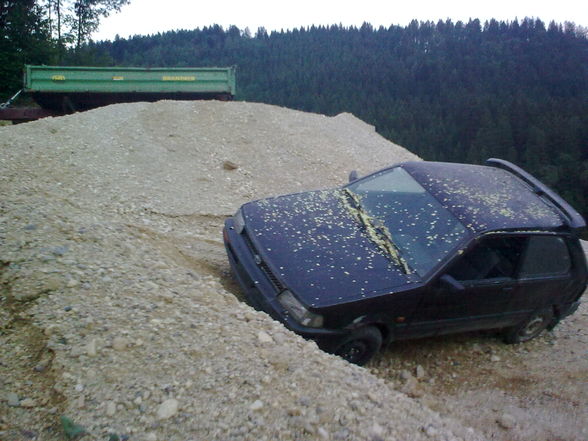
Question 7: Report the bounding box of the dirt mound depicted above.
[0,101,485,440]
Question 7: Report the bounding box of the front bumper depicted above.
[223,218,346,350]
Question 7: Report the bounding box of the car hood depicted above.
[241,189,413,308]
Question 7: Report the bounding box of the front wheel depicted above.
[503,308,554,344]
[333,326,382,366]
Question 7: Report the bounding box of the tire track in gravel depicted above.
[125,214,243,299]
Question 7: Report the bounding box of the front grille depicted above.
[241,229,285,292]
[259,261,285,292]
[242,230,257,255]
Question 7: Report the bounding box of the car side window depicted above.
[447,236,526,282]
[519,236,571,278]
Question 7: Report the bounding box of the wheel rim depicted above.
[518,315,547,339]
[338,340,368,363]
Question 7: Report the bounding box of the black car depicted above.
[223,159,587,365]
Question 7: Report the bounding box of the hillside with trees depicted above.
[93,20,588,225]
[1,8,587,224]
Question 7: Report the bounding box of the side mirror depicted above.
[348,170,359,183]
[439,274,465,292]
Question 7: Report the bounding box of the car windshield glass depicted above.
[346,166,470,276]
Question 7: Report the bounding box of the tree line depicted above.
[1,11,587,228]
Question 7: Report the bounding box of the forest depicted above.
[2,2,587,225]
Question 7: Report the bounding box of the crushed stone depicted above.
[0,100,485,440]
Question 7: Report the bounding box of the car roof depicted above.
[401,161,566,233]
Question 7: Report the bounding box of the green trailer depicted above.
[21,65,236,112]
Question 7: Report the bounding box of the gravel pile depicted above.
[0,101,484,440]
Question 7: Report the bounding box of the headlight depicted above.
[278,290,324,328]
[233,209,245,234]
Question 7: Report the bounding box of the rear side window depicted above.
[519,236,571,278]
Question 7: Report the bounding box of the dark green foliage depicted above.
[2,15,587,227]
[0,0,55,100]
[69,0,130,49]
[93,20,587,221]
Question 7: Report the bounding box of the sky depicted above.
[94,0,588,41]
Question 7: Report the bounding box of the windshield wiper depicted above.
[372,219,411,274]
[341,189,411,274]
[342,188,370,228]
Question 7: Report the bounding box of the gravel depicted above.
[0,101,482,440]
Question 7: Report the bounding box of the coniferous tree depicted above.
[2,16,587,226]
[0,0,54,99]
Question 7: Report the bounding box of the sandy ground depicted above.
[0,100,585,441]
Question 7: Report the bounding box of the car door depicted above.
[407,235,526,337]
[505,235,574,323]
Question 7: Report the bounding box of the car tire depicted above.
[503,308,554,344]
[333,326,382,366]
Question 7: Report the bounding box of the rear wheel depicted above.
[503,308,553,344]
[333,326,382,366]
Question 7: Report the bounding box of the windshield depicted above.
[346,166,470,276]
